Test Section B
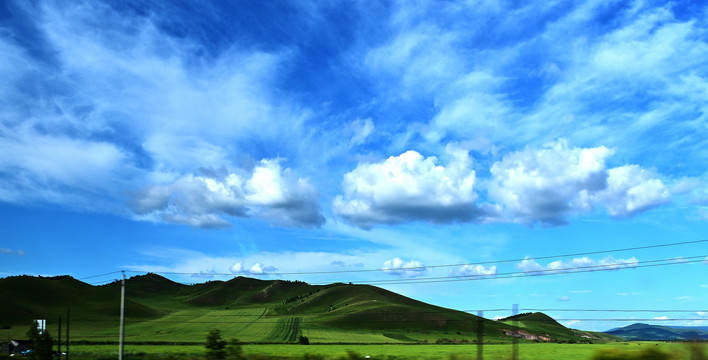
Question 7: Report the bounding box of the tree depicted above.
[226,338,244,360]
[205,329,227,360]
[299,335,310,345]
[206,330,243,360]
[26,322,52,360]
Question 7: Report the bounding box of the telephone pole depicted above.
[57,315,61,360]
[66,309,70,360]
[119,271,125,360]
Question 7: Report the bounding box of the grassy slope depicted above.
[0,275,614,344]
[499,313,621,342]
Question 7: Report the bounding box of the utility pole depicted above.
[119,271,125,360]
[477,310,484,360]
[512,304,519,360]
[66,309,70,360]
[57,315,61,360]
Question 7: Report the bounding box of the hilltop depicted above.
[0,274,616,344]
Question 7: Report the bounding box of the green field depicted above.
[65,342,705,360]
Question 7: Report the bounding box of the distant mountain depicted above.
[605,323,708,340]
[0,274,617,344]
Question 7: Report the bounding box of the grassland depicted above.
[62,342,705,360]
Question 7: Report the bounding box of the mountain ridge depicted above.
[605,323,708,340]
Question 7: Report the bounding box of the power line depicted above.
[79,271,122,281]
[111,239,708,278]
[351,255,707,285]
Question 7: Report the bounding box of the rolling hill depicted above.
[0,274,616,344]
[605,323,708,341]
[497,312,618,342]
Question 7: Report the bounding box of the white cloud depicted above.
[489,139,669,225]
[593,165,670,217]
[654,316,668,320]
[333,146,488,228]
[616,292,641,296]
[515,257,545,272]
[516,255,638,273]
[451,264,497,277]
[382,257,426,278]
[347,118,375,146]
[701,284,708,288]
[0,1,320,227]
[558,296,570,301]
[230,261,277,275]
[564,320,581,327]
[0,121,135,207]
[132,159,324,228]
[489,139,613,224]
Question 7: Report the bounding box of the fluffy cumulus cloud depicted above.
[131,159,324,228]
[333,146,488,228]
[594,165,671,217]
[382,257,426,278]
[450,264,497,277]
[516,256,639,273]
[489,139,670,225]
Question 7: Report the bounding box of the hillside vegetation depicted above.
[0,274,617,344]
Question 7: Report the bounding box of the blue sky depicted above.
[1,0,708,331]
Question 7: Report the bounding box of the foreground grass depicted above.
[68,342,705,360]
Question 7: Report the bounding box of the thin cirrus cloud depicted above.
[1,248,26,256]
[0,2,322,228]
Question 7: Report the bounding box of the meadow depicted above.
[67,342,705,360]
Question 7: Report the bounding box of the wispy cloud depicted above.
[0,248,26,256]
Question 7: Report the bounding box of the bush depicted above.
[299,336,310,345]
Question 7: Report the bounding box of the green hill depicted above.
[0,274,616,344]
[498,312,619,342]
